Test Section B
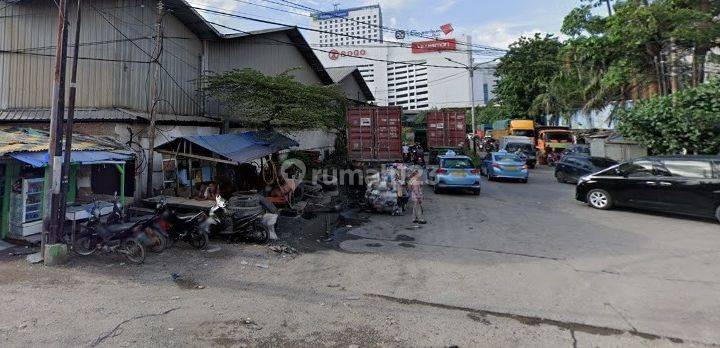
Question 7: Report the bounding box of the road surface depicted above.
[1,166,718,347]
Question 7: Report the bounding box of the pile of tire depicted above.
[228,192,263,220]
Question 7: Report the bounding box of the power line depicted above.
[91,3,201,109]
[275,0,507,53]
[0,49,151,63]
[205,19,497,71]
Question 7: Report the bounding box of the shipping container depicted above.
[346,106,403,162]
[426,110,467,149]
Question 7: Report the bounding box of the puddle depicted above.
[394,234,415,242]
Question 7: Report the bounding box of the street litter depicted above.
[365,163,415,215]
[268,244,297,254]
[256,263,269,269]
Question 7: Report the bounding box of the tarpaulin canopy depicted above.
[10,151,134,168]
[154,131,299,165]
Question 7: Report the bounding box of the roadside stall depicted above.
[0,128,134,242]
[151,130,299,211]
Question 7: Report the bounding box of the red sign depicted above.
[411,39,457,53]
[440,23,454,35]
[328,48,367,60]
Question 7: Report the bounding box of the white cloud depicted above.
[434,0,456,13]
[365,0,416,11]
[461,22,565,50]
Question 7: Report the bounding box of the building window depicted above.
[483,83,490,104]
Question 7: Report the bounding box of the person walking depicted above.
[409,171,426,224]
[402,143,410,163]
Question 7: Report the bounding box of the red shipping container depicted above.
[426,109,467,149]
[346,106,403,162]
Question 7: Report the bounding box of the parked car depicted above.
[576,155,720,222]
[432,155,482,195]
[562,144,590,157]
[480,152,529,183]
[555,155,618,184]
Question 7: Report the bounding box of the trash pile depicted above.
[365,163,414,215]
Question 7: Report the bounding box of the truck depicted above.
[426,109,467,164]
[535,126,575,165]
[491,119,535,140]
[499,136,537,168]
[346,106,403,162]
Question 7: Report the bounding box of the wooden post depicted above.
[45,0,70,246]
[145,0,163,197]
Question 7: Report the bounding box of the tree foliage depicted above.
[617,78,720,154]
[493,34,563,119]
[203,68,348,130]
[467,103,510,126]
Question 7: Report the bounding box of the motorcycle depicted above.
[411,147,426,166]
[107,193,168,253]
[156,198,209,249]
[547,151,561,167]
[73,201,147,264]
[201,195,270,243]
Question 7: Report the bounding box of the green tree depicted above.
[467,103,509,126]
[617,78,720,154]
[493,34,563,119]
[203,68,348,130]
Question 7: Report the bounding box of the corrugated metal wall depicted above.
[0,0,202,115]
[205,31,324,117]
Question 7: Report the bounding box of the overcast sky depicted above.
[189,0,580,53]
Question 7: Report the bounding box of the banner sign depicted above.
[411,39,457,53]
[315,10,349,20]
[328,48,367,60]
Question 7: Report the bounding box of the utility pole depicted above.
[605,0,613,16]
[446,35,478,152]
[467,35,476,141]
[146,0,163,197]
[45,0,70,254]
[58,0,82,236]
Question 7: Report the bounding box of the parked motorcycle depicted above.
[201,195,270,243]
[156,198,209,249]
[73,201,147,264]
[107,193,168,253]
[547,151,561,167]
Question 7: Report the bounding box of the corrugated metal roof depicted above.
[0,108,220,125]
[0,127,129,156]
[10,151,133,168]
[155,131,298,164]
[326,67,375,101]
[326,67,356,82]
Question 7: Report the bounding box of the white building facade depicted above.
[314,37,497,111]
[310,6,497,111]
[310,5,383,47]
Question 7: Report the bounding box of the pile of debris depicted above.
[365,163,416,215]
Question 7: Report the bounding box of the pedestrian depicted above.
[402,143,410,162]
[409,170,426,224]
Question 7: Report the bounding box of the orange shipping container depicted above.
[346,106,403,162]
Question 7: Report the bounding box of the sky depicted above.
[189,0,581,55]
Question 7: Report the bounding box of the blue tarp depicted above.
[157,131,299,164]
[10,151,134,168]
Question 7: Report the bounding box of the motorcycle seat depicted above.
[104,222,138,233]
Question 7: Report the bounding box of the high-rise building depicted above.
[311,5,498,111]
[310,5,383,47]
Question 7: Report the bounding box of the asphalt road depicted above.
[1,166,719,347]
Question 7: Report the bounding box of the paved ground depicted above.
[1,166,719,347]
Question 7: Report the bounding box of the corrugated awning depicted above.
[10,151,134,168]
[155,131,299,164]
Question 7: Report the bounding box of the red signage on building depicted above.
[411,39,457,53]
[328,48,367,60]
[440,23,454,35]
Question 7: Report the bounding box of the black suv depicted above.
[555,155,618,184]
[576,156,720,222]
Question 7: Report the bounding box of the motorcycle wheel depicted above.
[146,227,168,253]
[188,230,209,250]
[123,239,146,264]
[253,220,269,244]
[74,235,100,256]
